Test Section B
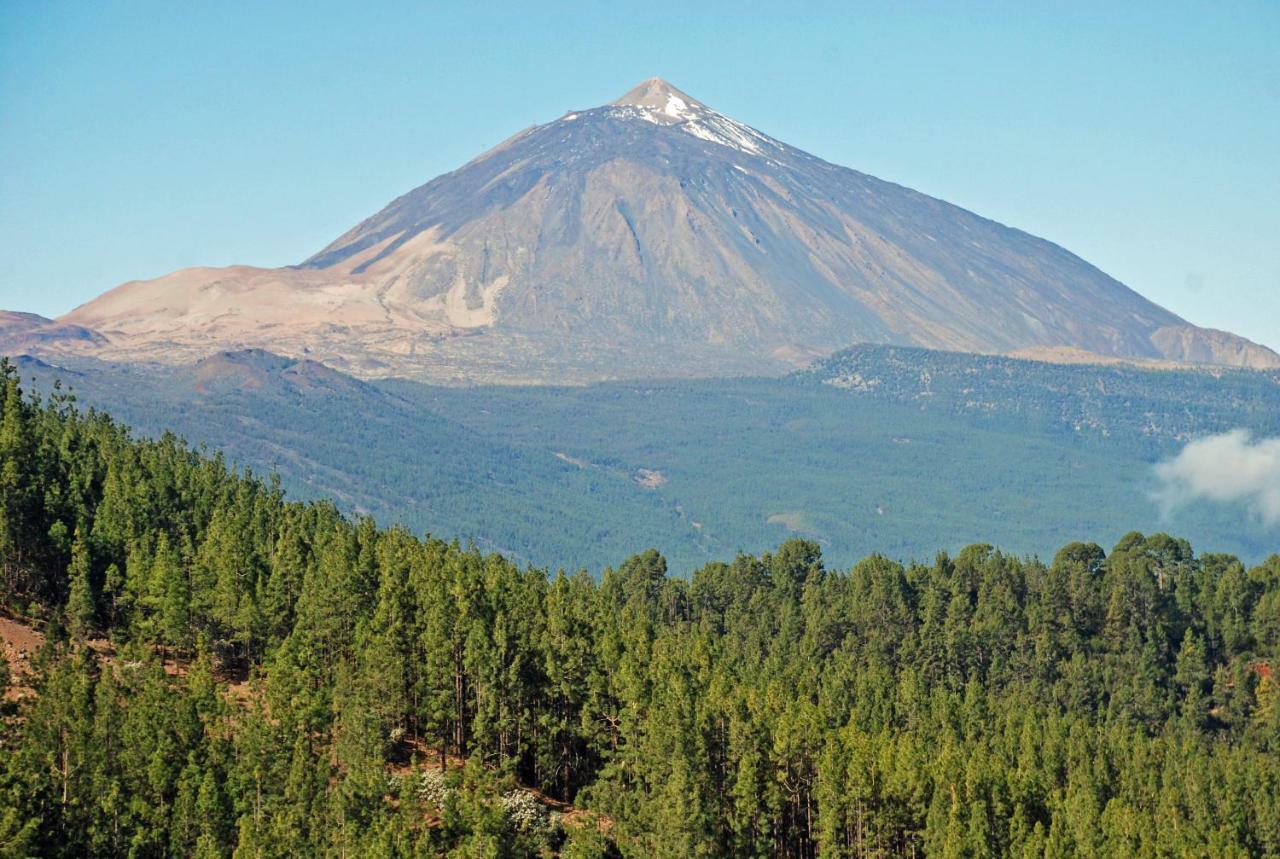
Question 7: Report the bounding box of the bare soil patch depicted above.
[1,613,45,701]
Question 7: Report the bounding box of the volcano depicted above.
[48,78,1280,381]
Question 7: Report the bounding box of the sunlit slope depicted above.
[52,79,1279,381]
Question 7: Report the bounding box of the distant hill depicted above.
[14,347,1279,570]
[11,78,1272,382]
[11,350,704,569]
[794,344,1280,441]
[0,310,104,352]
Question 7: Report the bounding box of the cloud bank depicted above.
[1154,429,1280,525]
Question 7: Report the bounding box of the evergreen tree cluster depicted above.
[2,358,1279,857]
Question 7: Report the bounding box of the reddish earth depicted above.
[1,612,45,701]
[386,735,468,777]
[1,612,251,703]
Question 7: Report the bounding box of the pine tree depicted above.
[65,527,97,637]
[0,362,36,600]
[1174,630,1209,728]
[148,532,190,649]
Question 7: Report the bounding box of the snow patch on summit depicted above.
[681,113,771,156]
[663,93,695,120]
[605,77,781,157]
[606,106,776,157]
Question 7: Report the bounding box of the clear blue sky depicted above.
[2,1,1277,349]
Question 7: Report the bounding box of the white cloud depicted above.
[1154,429,1280,525]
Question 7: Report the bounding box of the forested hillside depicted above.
[15,346,1280,573]
[795,345,1280,442]
[2,358,1280,857]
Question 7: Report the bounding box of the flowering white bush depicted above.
[416,769,450,807]
[501,789,547,832]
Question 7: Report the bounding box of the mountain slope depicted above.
[11,350,709,568]
[54,78,1280,380]
[17,347,1280,570]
